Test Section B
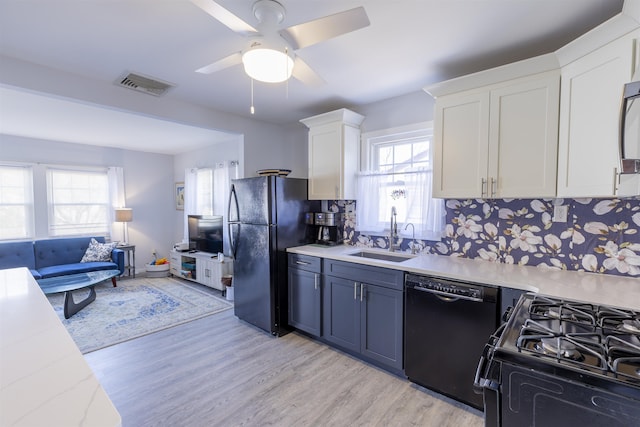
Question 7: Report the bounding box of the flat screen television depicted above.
[188,215,224,254]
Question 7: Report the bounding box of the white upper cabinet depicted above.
[432,90,489,198]
[431,70,560,199]
[557,29,640,197]
[301,109,365,200]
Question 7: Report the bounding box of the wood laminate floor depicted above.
[84,287,484,427]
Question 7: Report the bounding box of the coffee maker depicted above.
[305,212,344,245]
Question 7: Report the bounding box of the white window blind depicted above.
[357,123,445,240]
[47,167,111,237]
[0,164,34,240]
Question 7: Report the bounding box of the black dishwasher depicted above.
[404,273,498,410]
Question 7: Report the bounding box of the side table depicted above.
[117,244,136,278]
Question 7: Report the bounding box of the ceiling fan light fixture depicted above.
[242,47,294,83]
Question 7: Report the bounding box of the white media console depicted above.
[169,249,232,291]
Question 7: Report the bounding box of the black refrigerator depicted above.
[228,176,318,336]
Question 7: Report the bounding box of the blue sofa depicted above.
[0,237,125,280]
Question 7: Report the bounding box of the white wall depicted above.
[355,91,435,133]
[0,134,175,269]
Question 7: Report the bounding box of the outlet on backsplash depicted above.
[553,205,568,222]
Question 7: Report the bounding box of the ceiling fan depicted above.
[190,0,370,85]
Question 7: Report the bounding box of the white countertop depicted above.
[0,268,121,427]
[287,244,640,311]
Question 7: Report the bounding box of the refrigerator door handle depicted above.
[229,223,239,258]
[228,183,239,223]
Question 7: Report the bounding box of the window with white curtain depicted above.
[0,164,35,240]
[47,167,111,237]
[183,162,238,251]
[357,123,445,240]
[196,168,214,215]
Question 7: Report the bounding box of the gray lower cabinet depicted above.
[288,254,322,337]
[323,260,404,371]
[323,275,360,351]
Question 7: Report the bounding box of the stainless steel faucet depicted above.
[389,206,398,252]
[405,223,417,254]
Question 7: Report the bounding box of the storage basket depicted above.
[146,262,170,278]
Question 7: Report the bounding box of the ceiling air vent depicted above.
[116,72,174,97]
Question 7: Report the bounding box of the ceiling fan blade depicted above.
[195,52,243,74]
[281,7,370,50]
[190,0,258,35]
[292,57,325,87]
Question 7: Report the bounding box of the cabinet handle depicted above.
[613,167,619,195]
[490,177,496,197]
[354,282,358,300]
[295,260,310,265]
[360,283,364,302]
[314,274,318,290]
[481,178,487,197]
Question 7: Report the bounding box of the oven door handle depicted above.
[473,323,506,393]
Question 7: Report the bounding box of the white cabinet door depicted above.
[196,257,215,288]
[489,72,559,198]
[195,255,232,290]
[433,90,490,198]
[558,30,640,197]
[303,109,363,200]
[433,71,559,199]
[308,122,345,200]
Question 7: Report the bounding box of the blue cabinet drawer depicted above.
[323,259,403,290]
[288,253,321,273]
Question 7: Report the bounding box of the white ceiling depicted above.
[0,0,625,154]
[0,86,239,155]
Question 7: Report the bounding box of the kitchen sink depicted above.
[348,250,415,262]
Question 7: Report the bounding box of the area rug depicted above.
[47,277,233,354]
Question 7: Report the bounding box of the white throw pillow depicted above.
[81,238,117,263]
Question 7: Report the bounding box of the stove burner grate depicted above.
[599,306,640,333]
[606,335,640,380]
[512,295,640,382]
[529,296,597,326]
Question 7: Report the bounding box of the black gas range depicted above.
[475,293,640,427]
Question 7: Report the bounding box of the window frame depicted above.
[358,121,443,240]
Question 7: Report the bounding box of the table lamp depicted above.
[115,208,133,245]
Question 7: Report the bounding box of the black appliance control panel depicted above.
[405,273,489,302]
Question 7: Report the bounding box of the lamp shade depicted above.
[115,208,133,222]
[242,42,294,83]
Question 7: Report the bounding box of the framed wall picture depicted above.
[175,182,185,210]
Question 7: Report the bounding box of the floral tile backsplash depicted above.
[326,198,640,278]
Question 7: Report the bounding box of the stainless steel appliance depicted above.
[228,176,318,336]
[475,293,640,426]
[308,212,344,245]
[404,273,499,409]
